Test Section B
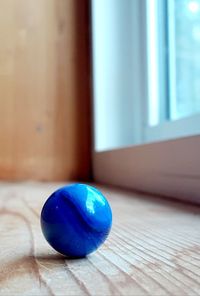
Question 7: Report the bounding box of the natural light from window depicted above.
[148,0,200,125]
[92,0,200,151]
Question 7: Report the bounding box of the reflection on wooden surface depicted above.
[1,182,200,295]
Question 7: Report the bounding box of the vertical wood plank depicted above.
[0,0,91,181]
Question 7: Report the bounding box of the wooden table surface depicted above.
[0,182,200,296]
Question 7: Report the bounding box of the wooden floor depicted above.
[0,182,200,296]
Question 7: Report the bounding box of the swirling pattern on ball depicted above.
[40,184,112,257]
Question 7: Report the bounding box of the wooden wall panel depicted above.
[0,0,91,181]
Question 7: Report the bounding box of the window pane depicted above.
[147,0,169,127]
[171,0,200,120]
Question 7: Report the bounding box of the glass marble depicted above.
[40,184,112,258]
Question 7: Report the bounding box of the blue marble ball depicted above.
[40,184,112,258]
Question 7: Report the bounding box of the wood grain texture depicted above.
[0,0,91,181]
[0,182,200,295]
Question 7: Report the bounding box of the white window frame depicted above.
[91,0,200,203]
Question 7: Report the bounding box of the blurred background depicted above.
[92,0,200,151]
[0,0,92,181]
[1,0,200,181]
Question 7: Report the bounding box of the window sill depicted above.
[93,134,200,204]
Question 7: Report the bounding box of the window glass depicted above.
[171,0,200,120]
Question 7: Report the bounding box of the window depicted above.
[91,0,200,202]
[92,0,141,151]
[148,0,200,123]
[146,0,200,141]
[170,0,200,120]
[92,0,200,151]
